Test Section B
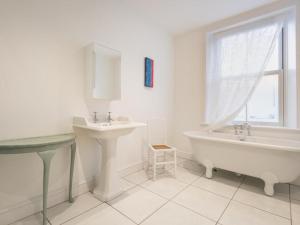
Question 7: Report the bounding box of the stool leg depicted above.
[147,148,151,171]
[38,150,57,225]
[153,152,156,180]
[174,151,177,178]
[69,143,76,203]
[164,152,167,171]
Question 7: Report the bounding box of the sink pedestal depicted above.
[93,138,122,201]
[73,117,146,202]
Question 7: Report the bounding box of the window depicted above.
[234,29,284,126]
[205,11,296,128]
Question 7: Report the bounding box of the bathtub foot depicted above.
[203,160,214,179]
[261,172,278,196]
[264,183,275,196]
[205,167,213,179]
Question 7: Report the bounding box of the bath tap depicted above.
[233,125,239,135]
[233,122,251,141]
[243,122,251,136]
[107,112,112,125]
[93,112,98,123]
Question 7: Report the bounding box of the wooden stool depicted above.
[147,119,177,180]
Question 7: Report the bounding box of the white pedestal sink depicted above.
[73,116,146,201]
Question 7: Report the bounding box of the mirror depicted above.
[86,43,121,100]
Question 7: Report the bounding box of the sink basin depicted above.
[73,118,145,139]
[73,116,146,201]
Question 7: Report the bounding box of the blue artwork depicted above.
[145,57,154,88]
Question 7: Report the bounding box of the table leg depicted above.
[69,143,76,203]
[37,150,57,225]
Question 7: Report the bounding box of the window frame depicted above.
[234,28,285,127]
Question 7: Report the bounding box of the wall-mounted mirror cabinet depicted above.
[86,43,121,100]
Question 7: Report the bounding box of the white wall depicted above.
[0,0,174,223]
[174,0,300,156]
[173,30,206,157]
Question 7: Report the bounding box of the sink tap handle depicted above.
[93,112,98,123]
[107,112,112,124]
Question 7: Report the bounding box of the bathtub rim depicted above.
[184,130,300,153]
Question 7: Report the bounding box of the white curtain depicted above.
[205,16,284,131]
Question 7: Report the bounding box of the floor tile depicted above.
[63,203,135,225]
[291,185,300,201]
[124,170,152,184]
[220,201,291,225]
[108,186,167,223]
[141,201,215,225]
[141,176,187,199]
[192,169,243,198]
[120,178,136,191]
[179,159,205,174]
[173,166,202,184]
[291,199,300,225]
[173,185,229,221]
[11,213,49,225]
[233,177,290,218]
[47,192,102,225]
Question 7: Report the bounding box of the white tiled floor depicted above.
[192,169,243,198]
[173,185,230,221]
[13,161,300,225]
[47,193,102,225]
[233,177,291,219]
[11,213,50,225]
[140,202,215,225]
[108,186,167,224]
[219,201,290,225]
[141,176,187,199]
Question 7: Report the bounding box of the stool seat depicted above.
[152,144,172,149]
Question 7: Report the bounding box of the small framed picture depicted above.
[144,57,154,88]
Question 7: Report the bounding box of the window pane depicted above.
[265,35,280,71]
[247,75,279,123]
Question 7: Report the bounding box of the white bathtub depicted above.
[184,128,300,196]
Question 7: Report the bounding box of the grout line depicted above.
[122,177,140,186]
[215,175,246,224]
[136,179,194,225]
[106,203,139,225]
[170,200,218,224]
[107,166,207,225]
[221,177,292,222]
[290,184,293,225]
[190,183,235,199]
[136,168,218,224]
[46,212,52,225]
[228,176,292,221]
[232,198,292,221]
[59,201,103,225]
[135,173,194,200]
[113,168,228,224]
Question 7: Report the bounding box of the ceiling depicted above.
[122,0,278,34]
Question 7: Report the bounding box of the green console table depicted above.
[0,133,76,225]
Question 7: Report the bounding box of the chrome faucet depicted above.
[233,122,251,141]
[93,112,98,123]
[107,112,112,125]
[242,122,251,136]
